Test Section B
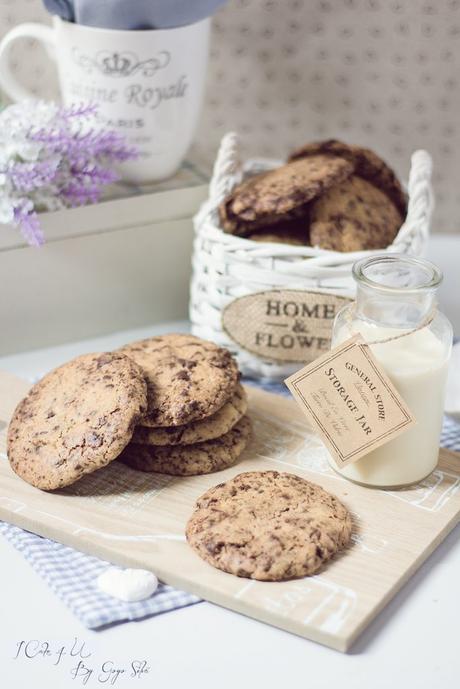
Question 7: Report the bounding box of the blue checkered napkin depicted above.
[441,414,460,452]
[0,522,201,628]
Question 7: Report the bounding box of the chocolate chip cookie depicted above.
[309,175,403,251]
[186,470,352,581]
[7,352,147,491]
[132,384,247,446]
[120,416,252,476]
[289,138,407,217]
[119,334,239,427]
[247,218,310,246]
[219,155,354,236]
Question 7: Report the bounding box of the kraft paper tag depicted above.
[222,289,352,364]
[285,335,416,468]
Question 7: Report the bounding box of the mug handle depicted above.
[0,23,56,102]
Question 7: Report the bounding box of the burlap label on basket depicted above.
[222,289,352,363]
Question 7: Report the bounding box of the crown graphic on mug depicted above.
[0,17,210,182]
[72,49,171,78]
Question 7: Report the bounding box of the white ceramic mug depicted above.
[0,17,210,183]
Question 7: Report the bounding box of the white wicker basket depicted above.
[190,132,434,382]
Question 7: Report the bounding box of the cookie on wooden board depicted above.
[132,384,247,446]
[186,470,352,581]
[120,416,252,476]
[219,155,354,236]
[289,138,407,217]
[7,352,148,491]
[309,175,403,252]
[119,334,239,428]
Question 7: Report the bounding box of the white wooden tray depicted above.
[0,180,208,356]
[0,370,459,652]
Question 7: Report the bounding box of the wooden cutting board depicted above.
[0,369,459,652]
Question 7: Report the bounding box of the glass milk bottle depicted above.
[331,254,452,489]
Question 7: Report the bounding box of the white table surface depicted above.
[1,235,460,689]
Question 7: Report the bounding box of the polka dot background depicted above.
[1,0,459,232]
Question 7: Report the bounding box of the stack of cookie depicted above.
[218,138,407,252]
[7,334,251,491]
[117,334,251,476]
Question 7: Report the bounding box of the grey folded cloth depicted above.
[43,0,227,29]
[44,0,74,22]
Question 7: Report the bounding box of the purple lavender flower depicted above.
[59,102,98,119]
[0,101,138,246]
[13,204,44,247]
[9,159,58,193]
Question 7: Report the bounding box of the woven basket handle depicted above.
[208,131,242,206]
[392,149,433,253]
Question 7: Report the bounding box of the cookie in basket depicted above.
[132,384,248,446]
[118,333,239,427]
[309,175,404,251]
[247,218,309,246]
[186,470,352,581]
[120,416,252,476]
[289,138,407,217]
[219,154,354,236]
